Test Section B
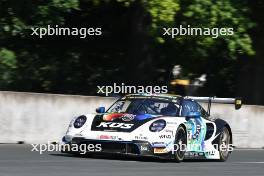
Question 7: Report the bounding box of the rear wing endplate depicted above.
[185,96,242,115]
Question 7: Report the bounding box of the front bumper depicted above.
[62,137,170,157]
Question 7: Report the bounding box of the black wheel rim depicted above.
[220,128,230,158]
[175,128,186,159]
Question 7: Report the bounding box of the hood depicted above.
[91,113,161,132]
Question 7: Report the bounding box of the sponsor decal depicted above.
[140,146,148,151]
[102,113,135,122]
[103,113,123,121]
[159,134,172,139]
[167,122,177,125]
[135,134,148,140]
[164,129,174,135]
[154,148,167,154]
[96,122,134,129]
[185,152,204,157]
[205,151,216,156]
[121,114,135,122]
[165,129,173,133]
[98,135,119,140]
[152,142,165,145]
[152,142,166,147]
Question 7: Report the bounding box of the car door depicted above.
[181,100,206,151]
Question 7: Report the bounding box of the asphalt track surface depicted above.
[0,145,264,176]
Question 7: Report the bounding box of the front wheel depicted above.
[173,126,187,162]
[218,126,232,161]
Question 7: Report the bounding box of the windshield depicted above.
[107,98,180,116]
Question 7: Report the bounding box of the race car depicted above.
[61,94,242,162]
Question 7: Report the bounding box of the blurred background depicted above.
[0,0,263,105]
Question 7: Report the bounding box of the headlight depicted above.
[73,115,87,128]
[149,119,166,132]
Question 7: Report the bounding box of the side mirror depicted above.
[186,111,201,118]
[96,107,105,113]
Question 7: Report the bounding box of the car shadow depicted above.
[49,153,172,163]
[49,153,220,163]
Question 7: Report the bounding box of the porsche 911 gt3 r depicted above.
[61,94,242,162]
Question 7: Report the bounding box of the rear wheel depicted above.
[218,126,232,161]
[173,126,187,162]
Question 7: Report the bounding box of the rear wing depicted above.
[185,96,242,115]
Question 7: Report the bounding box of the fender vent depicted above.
[205,123,214,140]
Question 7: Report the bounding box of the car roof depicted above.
[123,94,183,101]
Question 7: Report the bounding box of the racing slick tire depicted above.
[218,126,232,162]
[173,126,187,162]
